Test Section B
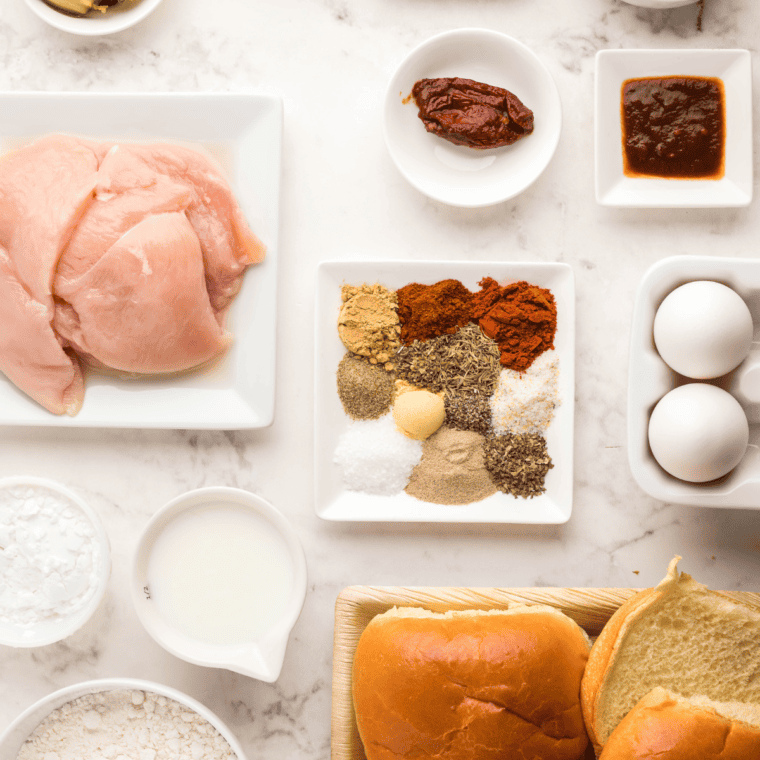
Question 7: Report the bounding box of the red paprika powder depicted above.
[471,277,557,371]
[397,279,472,345]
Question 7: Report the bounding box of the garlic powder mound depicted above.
[490,350,560,436]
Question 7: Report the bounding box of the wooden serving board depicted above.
[332,585,760,760]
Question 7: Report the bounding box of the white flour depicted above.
[17,690,237,760]
[0,484,102,631]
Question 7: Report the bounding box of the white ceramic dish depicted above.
[0,678,247,758]
[0,92,281,429]
[622,0,697,7]
[132,487,307,682]
[23,0,163,36]
[315,261,575,524]
[628,256,760,508]
[595,49,753,208]
[0,476,111,648]
[384,29,562,208]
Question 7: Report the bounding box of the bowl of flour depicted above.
[0,477,111,647]
[0,678,247,759]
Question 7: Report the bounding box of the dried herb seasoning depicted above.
[444,389,492,435]
[395,323,500,395]
[483,433,553,498]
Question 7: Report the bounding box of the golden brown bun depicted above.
[352,606,591,760]
[599,687,760,760]
[581,557,760,756]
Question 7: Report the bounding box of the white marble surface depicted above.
[1,0,760,758]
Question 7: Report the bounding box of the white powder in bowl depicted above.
[333,414,423,495]
[16,689,237,760]
[0,484,103,632]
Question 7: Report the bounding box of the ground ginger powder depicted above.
[338,283,400,368]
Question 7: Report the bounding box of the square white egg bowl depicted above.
[628,256,760,507]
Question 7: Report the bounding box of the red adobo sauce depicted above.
[621,76,725,180]
[411,77,534,150]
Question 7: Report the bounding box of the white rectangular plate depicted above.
[0,92,282,429]
[315,261,575,524]
[595,49,753,208]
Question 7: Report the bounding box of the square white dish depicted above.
[0,92,282,429]
[595,49,753,208]
[314,261,575,524]
[628,255,760,508]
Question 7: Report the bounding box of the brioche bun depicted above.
[581,557,760,755]
[599,687,760,759]
[352,606,591,760]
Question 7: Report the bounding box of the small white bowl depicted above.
[23,0,164,36]
[0,678,247,758]
[595,49,753,208]
[0,476,111,648]
[132,487,307,682]
[628,256,760,508]
[384,28,562,208]
[622,0,698,7]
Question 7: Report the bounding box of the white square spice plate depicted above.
[314,261,575,523]
[595,49,753,208]
[628,256,760,508]
[0,92,282,429]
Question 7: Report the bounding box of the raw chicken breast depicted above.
[0,246,83,415]
[54,212,231,374]
[0,134,99,415]
[0,134,265,415]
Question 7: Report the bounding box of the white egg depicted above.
[648,384,749,483]
[653,281,753,379]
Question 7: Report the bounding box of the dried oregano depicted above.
[395,323,500,394]
[483,433,553,498]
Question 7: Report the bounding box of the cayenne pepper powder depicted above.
[471,277,557,372]
[396,279,472,345]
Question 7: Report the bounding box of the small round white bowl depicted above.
[132,487,307,682]
[623,0,698,7]
[0,678,247,759]
[22,0,164,36]
[0,476,111,648]
[384,28,562,208]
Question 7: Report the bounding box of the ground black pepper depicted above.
[336,354,394,420]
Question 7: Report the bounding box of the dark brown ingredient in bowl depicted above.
[621,76,725,180]
[411,77,534,149]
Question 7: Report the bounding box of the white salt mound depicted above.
[334,414,423,496]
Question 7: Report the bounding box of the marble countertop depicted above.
[1,0,760,758]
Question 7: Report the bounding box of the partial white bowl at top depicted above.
[0,476,111,648]
[0,678,247,759]
[622,0,698,7]
[384,28,562,208]
[22,0,164,35]
[132,487,307,683]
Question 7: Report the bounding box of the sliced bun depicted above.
[599,687,760,759]
[581,557,760,755]
[352,605,591,760]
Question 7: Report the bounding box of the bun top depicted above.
[599,687,760,760]
[581,557,760,754]
[352,606,591,760]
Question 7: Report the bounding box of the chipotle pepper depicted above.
[411,77,534,149]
